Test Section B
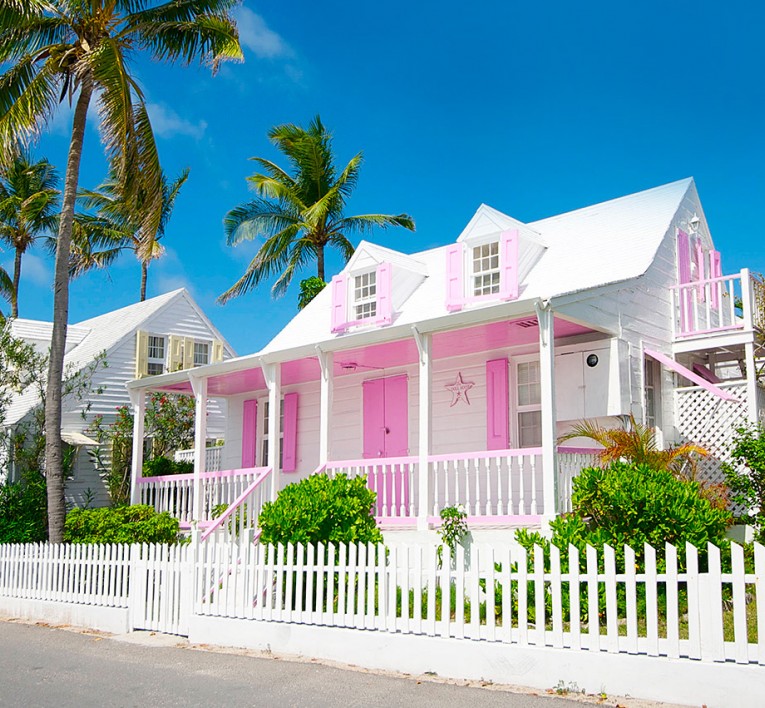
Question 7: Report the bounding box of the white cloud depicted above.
[2,253,51,289]
[146,103,207,140]
[235,7,291,59]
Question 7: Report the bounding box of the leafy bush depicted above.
[724,425,765,543]
[64,505,180,544]
[258,473,383,547]
[0,471,47,543]
[517,462,732,558]
[142,456,193,477]
[437,505,468,566]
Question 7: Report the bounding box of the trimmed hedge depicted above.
[64,505,180,544]
[142,456,194,477]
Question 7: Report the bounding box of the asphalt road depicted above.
[0,621,587,708]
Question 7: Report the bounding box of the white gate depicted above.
[129,544,192,636]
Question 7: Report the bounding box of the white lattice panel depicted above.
[674,382,749,484]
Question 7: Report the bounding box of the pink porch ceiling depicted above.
[153,316,593,397]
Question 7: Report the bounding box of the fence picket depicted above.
[665,543,680,659]
[550,545,563,648]
[438,546,450,639]
[624,545,638,654]
[517,545,528,646]
[568,545,580,650]
[686,544,701,660]
[604,545,618,653]
[645,543,659,657]
[755,542,765,666]
[485,546,496,642]
[730,542,749,664]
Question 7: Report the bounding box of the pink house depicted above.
[127,178,765,536]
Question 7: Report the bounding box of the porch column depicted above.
[536,300,559,521]
[263,362,281,499]
[190,375,208,523]
[742,270,760,425]
[414,328,431,531]
[316,348,333,466]
[128,389,146,505]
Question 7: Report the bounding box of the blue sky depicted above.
[14,1,765,355]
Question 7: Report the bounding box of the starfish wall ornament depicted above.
[446,372,475,407]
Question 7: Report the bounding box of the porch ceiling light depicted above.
[689,214,700,233]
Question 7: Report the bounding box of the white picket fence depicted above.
[197,539,765,665]
[3,539,765,666]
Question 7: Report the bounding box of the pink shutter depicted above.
[375,263,393,325]
[282,392,298,472]
[693,239,705,301]
[331,274,348,333]
[445,244,464,312]
[362,379,385,459]
[385,375,409,457]
[241,399,258,468]
[486,359,509,450]
[499,229,519,301]
[677,230,692,332]
[710,249,722,309]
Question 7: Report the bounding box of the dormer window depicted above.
[471,242,500,296]
[354,271,377,320]
[331,263,392,333]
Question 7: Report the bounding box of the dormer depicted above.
[445,205,546,312]
[330,242,427,334]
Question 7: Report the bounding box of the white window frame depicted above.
[147,334,166,376]
[644,355,660,429]
[260,397,285,468]
[469,238,501,297]
[511,355,542,449]
[352,268,377,322]
[193,340,210,367]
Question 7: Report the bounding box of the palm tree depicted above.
[559,414,707,476]
[73,167,190,301]
[0,153,59,317]
[220,115,415,302]
[0,1,242,542]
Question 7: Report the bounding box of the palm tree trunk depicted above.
[11,247,21,318]
[140,261,147,301]
[44,77,93,543]
[317,245,325,281]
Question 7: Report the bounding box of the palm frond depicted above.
[335,213,416,234]
[223,199,300,246]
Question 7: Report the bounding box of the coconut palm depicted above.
[220,115,415,303]
[0,0,242,542]
[72,167,190,301]
[559,414,707,476]
[0,153,59,317]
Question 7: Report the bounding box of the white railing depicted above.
[174,445,225,473]
[322,458,419,521]
[671,269,764,339]
[557,447,602,513]
[136,467,269,527]
[0,543,130,607]
[197,539,765,665]
[430,448,543,519]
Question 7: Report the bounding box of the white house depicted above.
[4,288,235,507]
[127,178,765,536]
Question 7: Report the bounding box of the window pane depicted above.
[517,362,541,405]
[353,271,377,320]
[519,411,542,447]
[147,362,164,376]
[148,335,165,360]
[194,342,209,367]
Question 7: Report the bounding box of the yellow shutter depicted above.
[183,337,194,370]
[168,335,183,371]
[211,340,224,363]
[135,330,149,378]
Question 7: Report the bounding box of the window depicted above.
[471,241,500,296]
[147,335,166,376]
[516,360,542,447]
[645,357,660,428]
[193,341,210,367]
[353,271,377,320]
[261,399,284,467]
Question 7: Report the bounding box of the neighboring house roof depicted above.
[4,289,234,426]
[261,177,695,357]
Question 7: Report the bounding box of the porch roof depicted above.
[127,315,594,397]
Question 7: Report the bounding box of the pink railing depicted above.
[136,467,270,528]
[323,457,419,523]
[429,448,543,520]
[671,270,762,338]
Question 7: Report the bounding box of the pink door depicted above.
[362,375,409,515]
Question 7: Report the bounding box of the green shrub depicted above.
[142,456,193,477]
[723,425,765,543]
[0,471,47,543]
[64,505,180,544]
[258,473,383,547]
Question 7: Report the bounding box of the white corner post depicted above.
[536,300,559,523]
[413,327,432,531]
[742,269,760,425]
[316,348,334,467]
[263,361,282,499]
[129,388,146,505]
[190,375,208,523]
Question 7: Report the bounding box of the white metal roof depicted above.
[261,177,694,359]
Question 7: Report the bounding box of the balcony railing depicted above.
[671,268,764,339]
[174,445,224,472]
